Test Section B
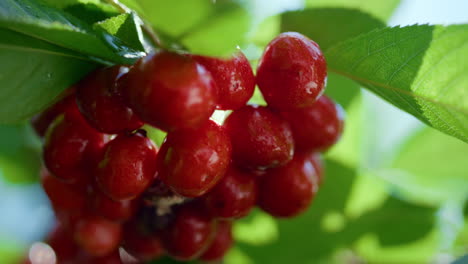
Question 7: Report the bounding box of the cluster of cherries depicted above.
[25,32,343,263]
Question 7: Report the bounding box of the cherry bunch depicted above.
[27,32,343,263]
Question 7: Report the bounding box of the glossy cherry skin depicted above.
[73,214,122,256]
[41,167,86,213]
[258,151,322,218]
[76,65,143,134]
[96,132,158,201]
[161,204,216,261]
[124,51,217,132]
[31,88,77,138]
[122,223,165,261]
[223,105,294,170]
[204,166,257,219]
[256,32,327,110]
[43,107,108,183]
[200,220,233,262]
[92,189,140,222]
[157,120,232,197]
[279,95,344,152]
[191,51,255,110]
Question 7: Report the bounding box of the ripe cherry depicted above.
[157,120,232,197]
[191,51,255,110]
[76,65,143,134]
[258,151,322,218]
[279,95,344,152]
[122,223,165,261]
[31,88,76,138]
[73,214,122,256]
[124,51,217,132]
[256,32,327,110]
[161,203,216,261]
[204,166,257,219]
[43,106,107,183]
[46,224,80,263]
[76,250,123,264]
[41,167,86,213]
[200,220,233,262]
[223,105,294,170]
[96,131,158,201]
[92,189,139,222]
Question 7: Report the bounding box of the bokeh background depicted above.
[0,0,467,263]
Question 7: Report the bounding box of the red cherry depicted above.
[223,105,294,170]
[200,220,233,262]
[79,250,123,264]
[161,204,216,261]
[258,152,322,218]
[204,166,257,219]
[74,215,122,256]
[43,107,107,183]
[279,95,344,152]
[256,32,327,109]
[92,189,140,222]
[191,51,255,110]
[311,153,324,185]
[122,223,165,261]
[157,120,232,197]
[31,88,76,138]
[41,167,86,213]
[46,224,80,263]
[76,65,143,134]
[124,51,217,132]
[96,132,158,201]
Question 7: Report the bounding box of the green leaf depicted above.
[326,24,468,143]
[381,127,468,205]
[0,29,96,123]
[137,0,250,56]
[0,0,145,64]
[94,12,145,52]
[63,3,119,24]
[0,123,41,184]
[305,0,400,21]
[280,8,386,51]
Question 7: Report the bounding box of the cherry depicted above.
[279,95,344,152]
[161,203,216,261]
[31,88,77,138]
[223,105,294,170]
[200,220,233,262]
[46,224,80,263]
[256,32,327,110]
[124,51,217,132]
[122,223,165,261]
[310,153,324,185]
[41,167,86,213]
[92,189,140,222]
[43,106,107,183]
[96,131,158,201]
[191,51,255,110]
[76,65,143,134]
[78,250,123,264]
[157,120,232,197]
[258,151,322,218]
[73,214,122,256]
[204,166,257,219]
